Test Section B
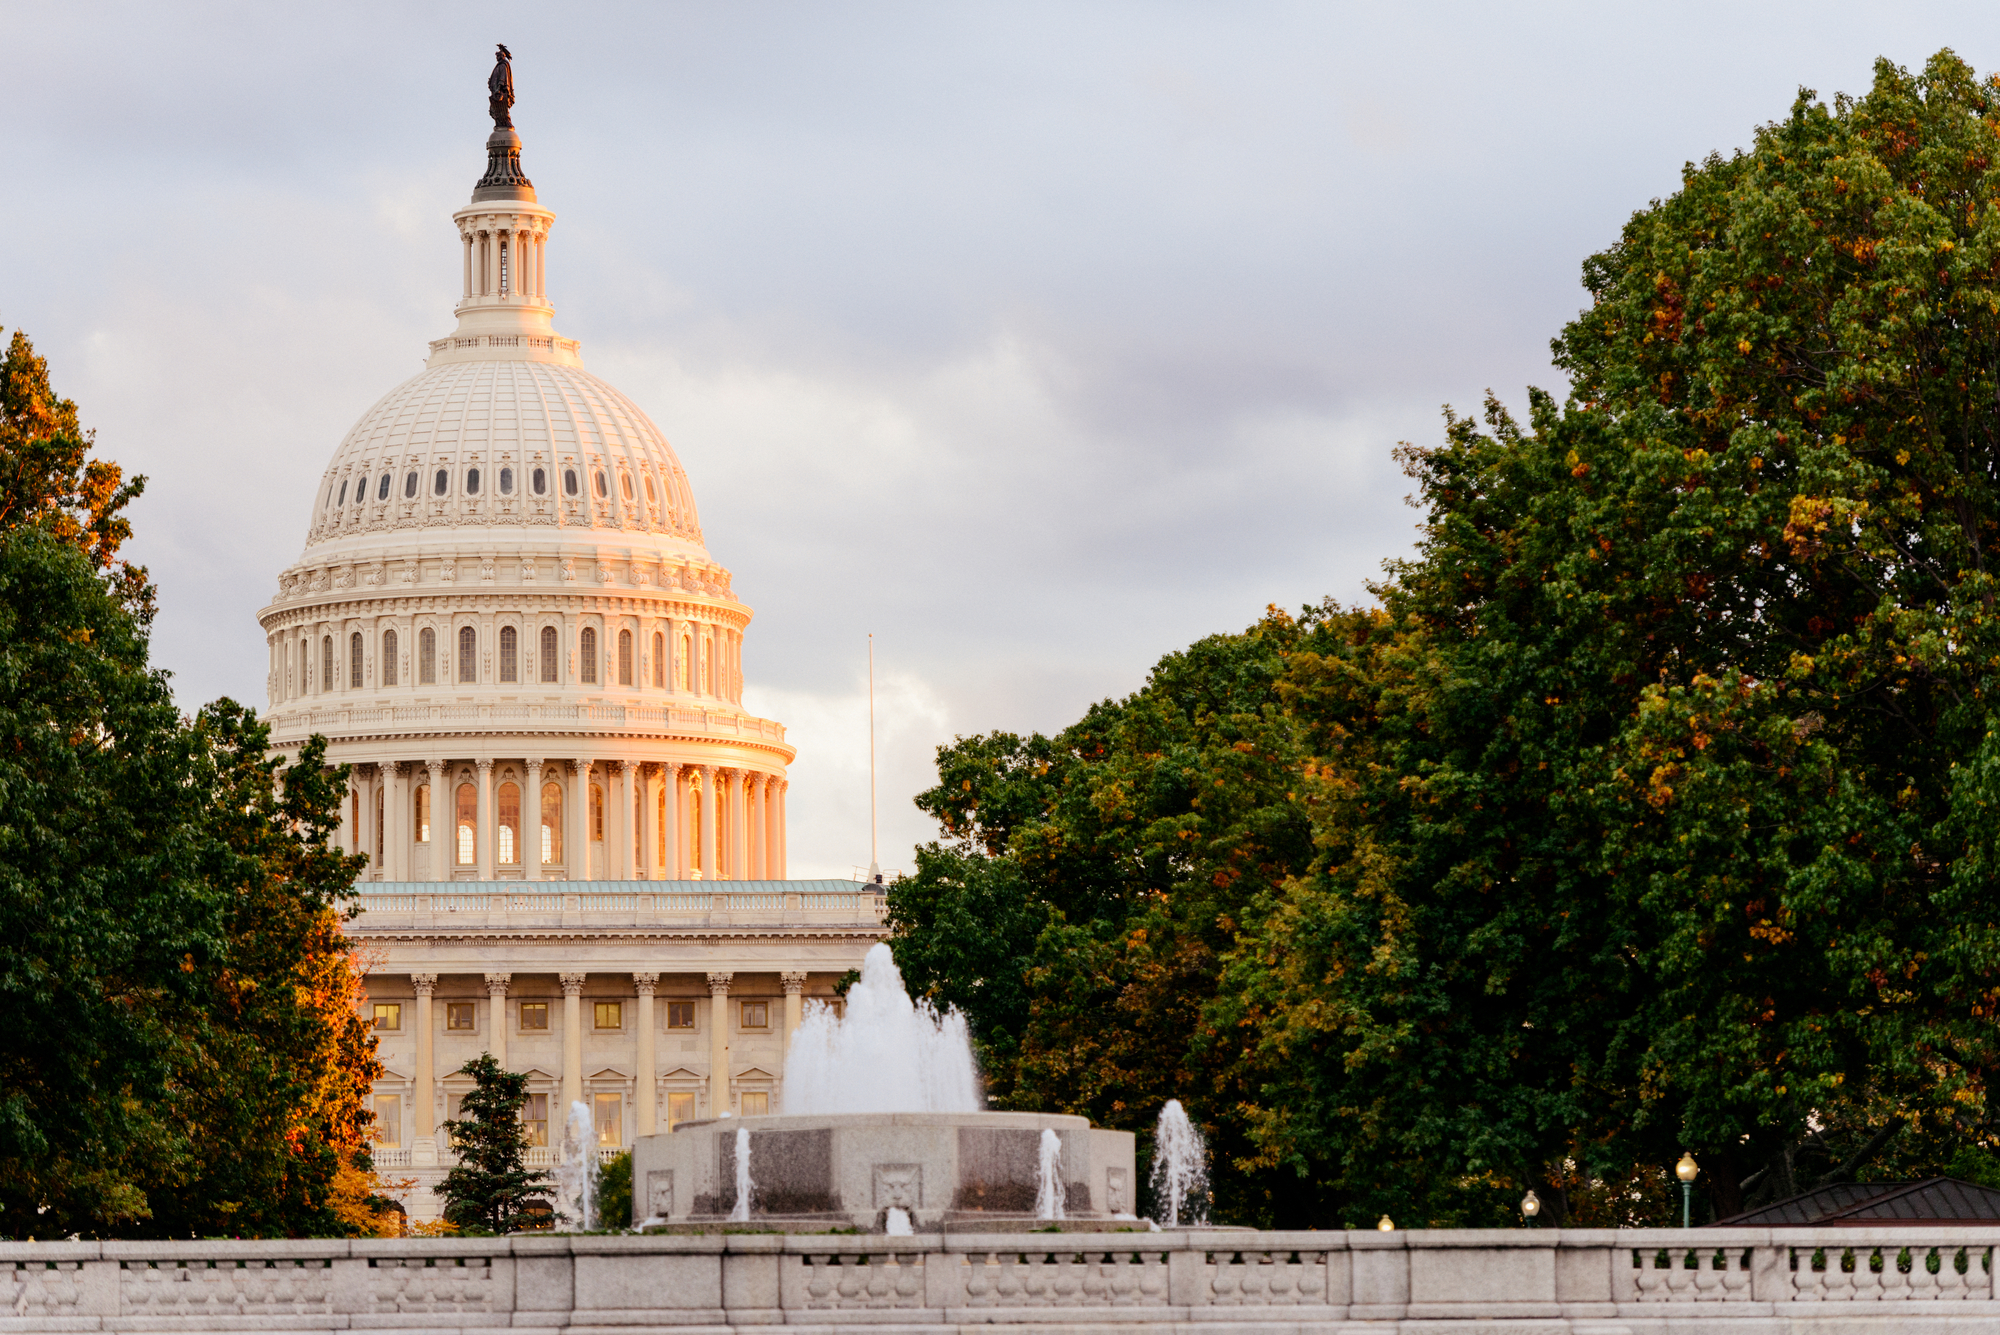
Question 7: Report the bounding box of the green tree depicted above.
[436,1055,552,1234]
[596,1150,633,1230]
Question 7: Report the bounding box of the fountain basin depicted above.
[630,1111,1137,1231]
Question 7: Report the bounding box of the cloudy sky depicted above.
[2,2,1992,877]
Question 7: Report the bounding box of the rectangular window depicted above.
[594,1001,622,1030]
[740,1001,769,1030]
[522,1092,548,1147]
[446,1001,476,1030]
[373,1003,401,1031]
[373,1094,400,1146]
[741,1091,768,1116]
[594,1092,621,1146]
[666,1001,695,1029]
[667,1091,695,1131]
[519,1001,549,1031]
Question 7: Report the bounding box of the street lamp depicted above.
[1675,1153,1699,1229]
[1521,1190,1541,1226]
[1376,1215,1395,1231]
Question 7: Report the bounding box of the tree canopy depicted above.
[0,328,379,1238]
[890,49,2000,1228]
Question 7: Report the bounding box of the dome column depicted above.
[695,765,716,881]
[425,760,446,882]
[523,759,543,881]
[663,763,684,879]
[637,762,658,880]
[614,759,636,880]
[776,781,788,879]
[569,759,592,881]
[728,768,749,883]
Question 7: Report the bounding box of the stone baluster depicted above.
[633,972,659,1136]
[707,971,732,1117]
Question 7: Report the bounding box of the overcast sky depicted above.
[2,3,1993,877]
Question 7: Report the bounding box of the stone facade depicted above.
[9,1228,2000,1330]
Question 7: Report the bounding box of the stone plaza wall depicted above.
[6,1227,2000,1331]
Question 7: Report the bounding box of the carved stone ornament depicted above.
[873,1164,921,1211]
[646,1170,673,1220]
[1107,1167,1130,1214]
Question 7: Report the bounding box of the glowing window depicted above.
[382,628,398,686]
[667,1001,695,1029]
[594,1092,621,1146]
[594,469,608,498]
[373,1095,400,1146]
[580,627,598,683]
[372,1003,401,1031]
[419,627,436,684]
[594,1002,622,1030]
[499,626,518,682]
[741,1091,768,1116]
[520,1004,549,1032]
[590,783,604,842]
[456,782,476,865]
[541,782,563,864]
[522,1092,548,1145]
[458,626,476,683]
[447,1002,476,1030]
[540,626,558,682]
[667,1092,695,1131]
[644,475,656,503]
[415,784,430,843]
[498,781,520,865]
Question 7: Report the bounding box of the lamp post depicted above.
[1521,1190,1541,1227]
[1376,1215,1395,1231]
[1675,1153,1699,1229]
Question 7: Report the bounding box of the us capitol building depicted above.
[257,55,879,1214]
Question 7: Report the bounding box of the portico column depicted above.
[663,764,683,879]
[412,972,438,1164]
[615,760,636,880]
[633,973,659,1135]
[780,971,807,1090]
[523,760,543,882]
[729,769,749,883]
[570,759,592,881]
[696,766,716,881]
[485,972,511,1069]
[706,971,732,1118]
[425,760,446,882]
[476,758,496,882]
[776,781,788,878]
[638,764,658,880]
[560,971,586,1119]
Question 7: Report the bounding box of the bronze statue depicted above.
[488,44,515,129]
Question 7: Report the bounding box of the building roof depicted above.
[1711,1177,2000,1226]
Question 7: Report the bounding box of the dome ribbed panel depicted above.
[302,360,703,553]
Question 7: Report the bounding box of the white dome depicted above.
[299,358,707,564]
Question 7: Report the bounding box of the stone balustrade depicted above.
[6,1228,1999,1331]
[349,882,886,930]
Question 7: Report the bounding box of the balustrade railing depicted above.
[345,880,886,930]
[265,700,788,742]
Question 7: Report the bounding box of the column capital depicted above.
[384,759,404,776]
[706,970,733,996]
[411,972,438,997]
[618,758,638,776]
[632,971,659,996]
[572,758,592,776]
[484,972,511,993]
[780,971,807,995]
[475,757,494,775]
[525,757,543,773]
[559,971,587,997]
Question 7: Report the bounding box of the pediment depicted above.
[734,1066,778,1081]
[588,1065,630,1081]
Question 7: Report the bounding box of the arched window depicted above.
[498,782,520,865]
[678,633,690,691]
[620,473,633,500]
[415,784,431,844]
[540,626,558,682]
[433,468,448,497]
[382,629,398,685]
[590,783,605,844]
[564,468,579,496]
[593,469,608,498]
[466,467,481,495]
[580,627,598,684]
[337,480,348,506]
[618,629,633,685]
[652,632,665,688]
[541,782,563,864]
[349,632,363,688]
[403,470,418,499]
[532,466,547,495]
[354,477,368,505]
[499,467,514,495]
[321,636,333,692]
[418,627,436,684]
[458,626,476,683]
[377,473,391,501]
[456,783,477,866]
[644,475,656,504]
[499,626,518,682]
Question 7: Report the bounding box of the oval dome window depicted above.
[644,475,656,503]
[404,471,419,499]
[353,477,368,505]
[564,468,579,496]
[466,468,481,495]
[377,474,391,501]
[620,474,633,500]
[433,469,448,497]
[336,480,348,507]
[532,467,547,495]
[499,467,514,495]
[593,470,608,498]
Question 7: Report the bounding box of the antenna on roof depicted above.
[868,634,881,884]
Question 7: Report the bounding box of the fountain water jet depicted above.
[782,944,981,1113]
[556,1100,596,1231]
[1150,1099,1209,1228]
[728,1126,753,1223]
[1034,1127,1066,1221]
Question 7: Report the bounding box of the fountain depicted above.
[1150,1099,1209,1228]
[556,1100,596,1231]
[631,943,1136,1231]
